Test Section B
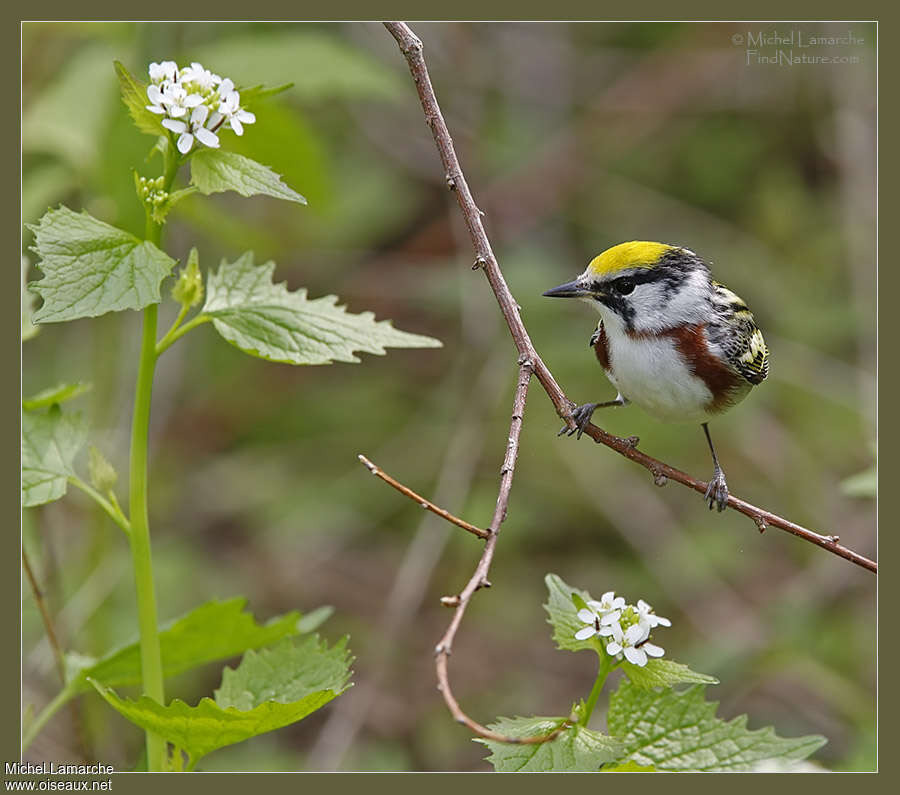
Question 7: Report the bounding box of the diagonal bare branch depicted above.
[382,20,875,576]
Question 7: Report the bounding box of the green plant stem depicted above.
[126,141,181,772]
[128,303,165,771]
[68,476,131,535]
[155,313,211,356]
[581,650,615,727]
[22,685,75,752]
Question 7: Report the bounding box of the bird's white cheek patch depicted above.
[605,334,714,423]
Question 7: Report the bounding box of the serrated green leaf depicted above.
[620,658,718,689]
[190,149,306,204]
[29,206,177,323]
[114,60,165,137]
[543,573,596,652]
[72,598,302,692]
[91,634,352,765]
[22,256,41,341]
[608,681,827,771]
[22,382,92,411]
[215,635,352,711]
[201,252,442,365]
[91,679,339,766]
[22,406,87,507]
[476,716,622,772]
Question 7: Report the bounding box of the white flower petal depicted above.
[574,626,596,641]
[612,597,626,609]
[600,591,615,605]
[146,105,166,114]
[586,600,605,612]
[606,641,622,656]
[195,127,220,148]
[184,94,204,108]
[637,600,651,612]
[236,109,255,124]
[624,646,647,666]
[230,117,243,136]
[219,78,234,95]
[176,132,194,154]
[169,105,187,118]
[576,608,596,624]
[161,119,187,133]
[643,643,665,658]
[655,616,672,627]
[599,610,621,625]
[624,624,648,645]
[190,104,209,126]
[597,625,615,637]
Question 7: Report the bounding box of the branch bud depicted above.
[172,248,203,308]
[88,445,118,493]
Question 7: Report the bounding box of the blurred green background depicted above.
[22,21,876,772]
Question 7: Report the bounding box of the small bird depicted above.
[543,241,768,511]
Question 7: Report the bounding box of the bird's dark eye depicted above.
[613,278,635,295]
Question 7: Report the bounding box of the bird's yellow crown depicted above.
[586,241,674,277]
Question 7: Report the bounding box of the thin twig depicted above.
[432,360,575,744]
[383,20,875,576]
[358,455,489,540]
[22,546,67,685]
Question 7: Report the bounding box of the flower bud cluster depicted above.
[145,60,256,154]
[574,591,671,667]
[137,175,169,209]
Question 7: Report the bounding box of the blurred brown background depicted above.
[22,21,876,771]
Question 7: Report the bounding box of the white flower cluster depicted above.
[145,61,256,154]
[574,591,671,667]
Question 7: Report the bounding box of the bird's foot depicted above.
[558,403,599,440]
[704,468,729,512]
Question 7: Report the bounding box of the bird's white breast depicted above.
[600,315,715,423]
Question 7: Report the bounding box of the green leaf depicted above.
[22,256,41,341]
[114,60,165,137]
[543,573,596,652]
[194,31,404,103]
[190,149,306,205]
[237,83,293,106]
[608,681,827,771]
[28,206,177,323]
[22,382,92,411]
[840,466,876,498]
[214,635,352,710]
[22,406,87,507]
[295,605,334,634]
[601,760,658,772]
[620,658,718,689]
[90,634,352,765]
[71,598,302,692]
[91,682,338,767]
[476,716,622,772]
[201,252,442,365]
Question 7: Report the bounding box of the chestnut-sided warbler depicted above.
[543,241,768,511]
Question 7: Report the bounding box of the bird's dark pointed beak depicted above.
[542,279,592,298]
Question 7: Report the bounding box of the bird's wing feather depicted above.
[710,282,769,385]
